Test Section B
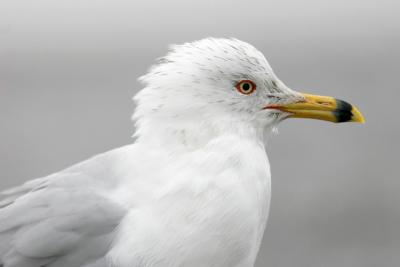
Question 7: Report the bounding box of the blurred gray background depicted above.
[0,0,399,266]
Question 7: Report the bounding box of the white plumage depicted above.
[0,38,308,267]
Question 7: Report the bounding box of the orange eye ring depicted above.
[236,80,256,95]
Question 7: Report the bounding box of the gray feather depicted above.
[0,168,126,267]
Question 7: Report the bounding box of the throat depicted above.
[134,116,267,151]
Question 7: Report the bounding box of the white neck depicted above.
[134,111,275,152]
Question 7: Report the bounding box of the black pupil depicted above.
[242,83,251,91]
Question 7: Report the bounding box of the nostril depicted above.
[317,101,331,106]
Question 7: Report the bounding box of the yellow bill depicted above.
[265,93,365,123]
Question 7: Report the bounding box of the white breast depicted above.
[108,135,271,267]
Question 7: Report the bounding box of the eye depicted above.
[236,80,256,95]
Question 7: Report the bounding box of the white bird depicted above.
[0,38,364,267]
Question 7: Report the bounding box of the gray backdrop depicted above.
[0,0,399,266]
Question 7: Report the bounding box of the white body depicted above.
[109,135,271,267]
[0,135,271,267]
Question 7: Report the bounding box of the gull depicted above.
[0,38,364,267]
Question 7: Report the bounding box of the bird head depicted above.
[133,38,364,147]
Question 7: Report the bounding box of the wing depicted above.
[0,168,127,267]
